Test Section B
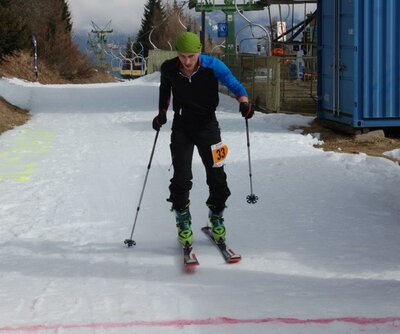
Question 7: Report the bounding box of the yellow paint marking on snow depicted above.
[0,129,56,181]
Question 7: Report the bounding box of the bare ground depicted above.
[0,98,31,134]
[296,118,400,163]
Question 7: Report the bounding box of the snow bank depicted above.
[0,77,34,110]
[0,76,160,113]
[384,148,400,161]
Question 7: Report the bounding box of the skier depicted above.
[152,32,254,248]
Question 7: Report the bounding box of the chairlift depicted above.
[234,1,271,55]
[119,42,147,79]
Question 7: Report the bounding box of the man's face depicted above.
[178,52,200,72]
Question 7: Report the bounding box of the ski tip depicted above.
[185,260,200,267]
[227,255,242,264]
[184,263,198,273]
[201,226,211,232]
[227,249,242,263]
[184,261,199,273]
[186,253,199,265]
[183,248,200,268]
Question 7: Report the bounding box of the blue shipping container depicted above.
[317,0,400,128]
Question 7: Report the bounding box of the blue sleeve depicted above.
[199,54,248,98]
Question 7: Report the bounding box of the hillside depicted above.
[0,51,115,84]
[0,97,30,134]
[0,51,115,135]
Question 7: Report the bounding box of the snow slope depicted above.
[0,75,400,334]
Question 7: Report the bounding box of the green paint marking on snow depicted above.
[0,129,56,181]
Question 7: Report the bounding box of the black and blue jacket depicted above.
[159,54,247,126]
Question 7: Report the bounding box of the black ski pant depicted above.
[169,119,230,212]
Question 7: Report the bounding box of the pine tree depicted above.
[171,0,183,15]
[6,0,75,62]
[134,0,167,57]
[0,0,29,62]
[3,0,91,80]
[61,0,73,33]
[163,0,201,49]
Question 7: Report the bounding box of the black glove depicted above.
[152,112,167,131]
[239,102,254,119]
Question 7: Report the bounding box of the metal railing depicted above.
[222,54,317,114]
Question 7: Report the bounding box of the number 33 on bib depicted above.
[211,142,229,168]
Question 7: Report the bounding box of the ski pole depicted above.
[124,130,160,247]
[245,118,258,204]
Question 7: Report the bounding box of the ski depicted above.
[183,246,199,267]
[201,226,242,263]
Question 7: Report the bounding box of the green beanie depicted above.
[175,32,202,53]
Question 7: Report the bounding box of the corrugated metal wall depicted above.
[318,0,400,128]
[359,0,400,121]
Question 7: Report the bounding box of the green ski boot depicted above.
[174,206,193,247]
[209,209,226,243]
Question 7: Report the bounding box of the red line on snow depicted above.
[1,316,399,332]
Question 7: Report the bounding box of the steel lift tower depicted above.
[188,1,317,55]
[188,1,264,54]
[87,20,113,68]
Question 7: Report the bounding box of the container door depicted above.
[318,0,355,123]
[319,0,400,128]
[337,0,355,118]
[318,0,335,115]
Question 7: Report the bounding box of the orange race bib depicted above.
[211,142,229,168]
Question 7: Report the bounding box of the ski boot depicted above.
[174,205,193,247]
[209,208,226,243]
